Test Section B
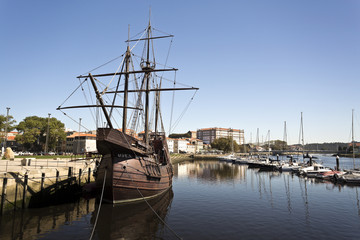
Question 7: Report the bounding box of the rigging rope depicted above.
[169,71,176,134]
[59,110,90,132]
[78,78,96,124]
[59,78,87,107]
[124,168,182,240]
[101,55,126,96]
[81,54,124,77]
[170,90,198,134]
[89,168,107,240]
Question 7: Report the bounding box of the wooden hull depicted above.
[96,153,173,204]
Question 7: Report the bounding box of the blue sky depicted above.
[1,0,360,144]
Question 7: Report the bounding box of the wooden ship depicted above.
[58,18,198,204]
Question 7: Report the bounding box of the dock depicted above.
[0,157,97,214]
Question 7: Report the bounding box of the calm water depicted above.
[1,154,360,240]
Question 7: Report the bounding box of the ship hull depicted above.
[96,153,173,204]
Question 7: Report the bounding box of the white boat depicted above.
[280,162,301,172]
[218,154,237,162]
[306,165,332,178]
[335,170,360,184]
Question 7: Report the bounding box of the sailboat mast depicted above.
[268,130,271,155]
[283,121,287,151]
[300,112,304,163]
[352,109,355,169]
[144,21,151,145]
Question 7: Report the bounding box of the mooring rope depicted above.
[89,168,107,240]
[124,168,182,240]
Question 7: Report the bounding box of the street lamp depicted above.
[4,107,10,149]
[1,107,10,156]
[77,118,82,154]
[45,113,51,154]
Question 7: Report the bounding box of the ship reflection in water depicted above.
[0,189,173,240]
[91,189,174,240]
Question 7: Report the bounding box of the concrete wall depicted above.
[0,158,97,213]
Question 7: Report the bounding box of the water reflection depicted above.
[176,160,247,182]
[0,189,174,240]
[0,198,95,240]
[92,189,174,240]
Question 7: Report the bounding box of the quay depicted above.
[0,157,97,214]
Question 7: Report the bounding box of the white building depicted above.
[67,133,97,154]
[167,138,174,153]
[172,139,188,153]
[197,127,244,145]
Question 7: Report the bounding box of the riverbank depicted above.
[170,154,226,164]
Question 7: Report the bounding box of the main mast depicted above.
[144,20,152,146]
[122,43,131,133]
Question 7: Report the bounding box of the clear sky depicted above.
[1,0,360,144]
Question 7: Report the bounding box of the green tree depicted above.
[211,137,239,153]
[16,116,66,152]
[269,140,288,151]
[240,144,250,153]
[169,131,192,139]
[0,114,16,132]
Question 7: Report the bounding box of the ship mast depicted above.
[122,26,131,134]
[144,19,152,146]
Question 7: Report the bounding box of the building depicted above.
[66,132,97,154]
[197,127,244,145]
[167,137,204,154]
[174,139,188,153]
[73,133,97,154]
[1,131,22,151]
[186,138,204,153]
[167,138,174,153]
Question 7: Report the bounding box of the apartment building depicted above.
[197,127,244,145]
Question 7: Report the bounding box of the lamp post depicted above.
[45,113,51,154]
[4,107,10,149]
[1,107,10,156]
[77,118,82,154]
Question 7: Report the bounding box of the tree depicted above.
[0,114,16,132]
[269,140,287,151]
[16,116,66,152]
[211,137,239,153]
[169,131,192,139]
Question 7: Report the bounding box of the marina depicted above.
[2,1,360,239]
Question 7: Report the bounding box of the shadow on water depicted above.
[0,198,96,240]
[91,188,174,240]
[0,188,174,240]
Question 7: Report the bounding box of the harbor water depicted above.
[1,154,360,239]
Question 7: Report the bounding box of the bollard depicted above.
[14,176,18,211]
[41,173,45,190]
[22,174,28,209]
[68,167,73,185]
[56,170,59,191]
[78,169,82,185]
[1,177,8,215]
[87,168,91,183]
